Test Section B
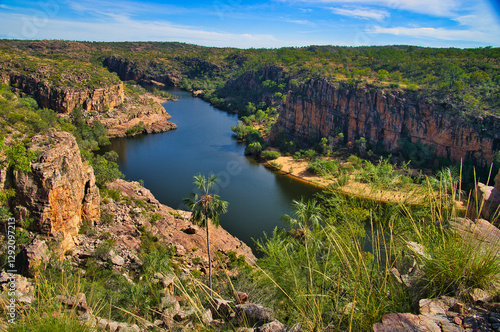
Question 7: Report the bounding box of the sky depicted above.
[0,0,499,49]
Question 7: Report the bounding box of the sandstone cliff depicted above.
[3,131,100,246]
[272,79,500,166]
[6,73,124,114]
[0,54,124,114]
[102,56,181,86]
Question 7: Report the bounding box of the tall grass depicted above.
[7,274,102,332]
[254,168,500,331]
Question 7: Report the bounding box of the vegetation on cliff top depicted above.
[0,49,121,90]
[1,40,499,117]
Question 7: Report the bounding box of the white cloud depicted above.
[330,7,390,21]
[371,26,487,41]
[282,18,317,26]
[277,0,460,17]
[370,0,500,45]
[0,12,283,48]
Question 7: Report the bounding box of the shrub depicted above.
[307,159,339,176]
[245,142,262,156]
[125,121,145,136]
[89,151,124,188]
[261,150,281,160]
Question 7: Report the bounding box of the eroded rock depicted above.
[10,132,100,247]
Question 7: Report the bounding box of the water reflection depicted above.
[108,90,320,251]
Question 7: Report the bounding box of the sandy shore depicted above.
[264,155,429,205]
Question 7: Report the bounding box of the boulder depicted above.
[256,320,286,332]
[469,182,500,223]
[373,313,441,332]
[211,298,233,319]
[17,237,50,276]
[56,293,89,312]
[235,303,275,327]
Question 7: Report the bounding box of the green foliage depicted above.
[359,157,412,190]
[269,161,283,170]
[231,121,252,140]
[418,232,500,298]
[88,151,124,188]
[261,150,281,160]
[3,142,37,172]
[398,138,436,167]
[245,142,262,156]
[294,149,316,160]
[125,121,145,136]
[71,109,110,150]
[307,159,339,176]
[257,194,412,330]
[184,174,229,294]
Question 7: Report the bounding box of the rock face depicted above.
[8,131,100,240]
[94,94,177,138]
[2,72,124,114]
[272,78,500,166]
[102,56,181,86]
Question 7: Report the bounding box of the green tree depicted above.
[3,142,37,173]
[377,69,389,81]
[90,151,124,187]
[245,142,262,156]
[282,197,322,232]
[183,174,229,296]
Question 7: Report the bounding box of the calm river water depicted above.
[108,90,319,251]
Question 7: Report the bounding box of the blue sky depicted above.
[0,0,499,48]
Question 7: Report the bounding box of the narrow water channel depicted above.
[108,90,319,251]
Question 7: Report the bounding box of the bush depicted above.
[89,151,124,188]
[245,142,262,156]
[261,150,281,160]
[307,159,339,176]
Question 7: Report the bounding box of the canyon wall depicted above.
[102,56,181,86]
[1,72,124,114]
[2,132,100,243]
[272,78,500,166]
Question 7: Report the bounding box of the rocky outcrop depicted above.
[7,131,100,244]
[93,179,256,266]
[2,72,124,114]
[272,79,500,166]
[102,56,181,86]
[92,94,177,138]
[374,296,500,332]
[467,169,500,224]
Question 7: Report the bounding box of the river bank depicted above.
[263,155,429,205]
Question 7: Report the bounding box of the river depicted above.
[108,90,319,251]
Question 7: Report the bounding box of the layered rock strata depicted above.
[272,79,500,166]
[5,131,100,242]
[94,95,177,138]
[102,56,181,86]
[1,72,124,114]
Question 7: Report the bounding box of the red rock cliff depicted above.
[4,72,124,114]
[5,132,100,243]
[272,78,500,166]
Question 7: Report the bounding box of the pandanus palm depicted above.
[183,174,228,296]
[282,197,322,235]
